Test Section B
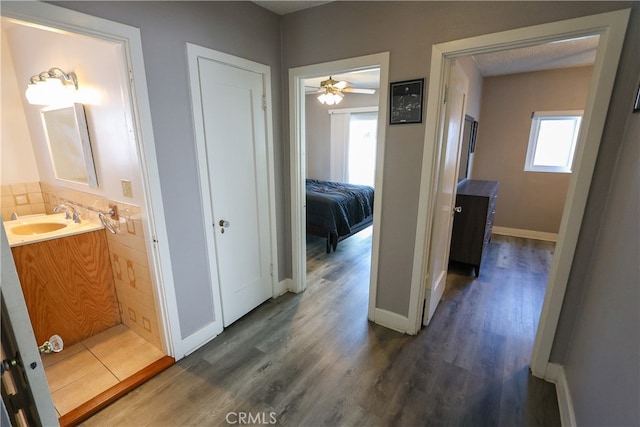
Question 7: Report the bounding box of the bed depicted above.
[306,179,375,253]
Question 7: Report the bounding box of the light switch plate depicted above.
[121,179,133,198]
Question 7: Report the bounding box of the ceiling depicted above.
[304,68,381,93]
[473,35,600,76]
[253,1,332,15]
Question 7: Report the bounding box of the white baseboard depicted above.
[372,308,409,333]
[275,278,293,296]
[545,363,576,427]
[492,226,558,242]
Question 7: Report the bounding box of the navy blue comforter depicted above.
[306,179,374,237]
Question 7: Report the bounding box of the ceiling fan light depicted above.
[317,93,327,104]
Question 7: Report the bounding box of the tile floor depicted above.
[41,324,165,416]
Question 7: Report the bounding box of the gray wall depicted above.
[52,1,284,338]
[563,80,639,426]
[305,92,379,180]
[472,66,593,234]
[282,0,636,316]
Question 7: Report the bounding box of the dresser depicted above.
[449,180,499,277]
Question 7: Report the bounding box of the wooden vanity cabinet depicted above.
[449,179,499,277]
[11,230,121,346]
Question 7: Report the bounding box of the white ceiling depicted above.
[253,1,332,15]
[473,35,600,77]
[304,68,381,93]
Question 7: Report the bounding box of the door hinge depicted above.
[270,264,273,276]
[262,94,267,111]
[443,85,448,104]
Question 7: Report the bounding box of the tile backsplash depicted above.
[3,181,164,351]
[1,182,46,220]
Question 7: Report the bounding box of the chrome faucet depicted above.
[53,204,81,223]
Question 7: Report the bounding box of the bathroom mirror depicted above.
[41,103,98,187]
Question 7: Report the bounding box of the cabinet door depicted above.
[449,194,489,266]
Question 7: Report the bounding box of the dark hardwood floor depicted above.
[82,230,560,426]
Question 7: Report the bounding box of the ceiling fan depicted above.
[311,76,376,105]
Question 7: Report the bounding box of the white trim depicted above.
[288,53,390,326]
[492,226,559,242]
[277,278,294,295]
[186,43,280,351]
[328,106,379,115]
[1,1,181,358]
[546,363,577,427]
[409,9,630,381]
[373,308,410,334]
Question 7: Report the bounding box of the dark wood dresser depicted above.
[449,179,499,276]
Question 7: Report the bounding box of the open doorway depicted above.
[409,9,629,385]
[289,53,390,324]
[423,39,599,409]
[302,68,380,299]
[1,2,177,423]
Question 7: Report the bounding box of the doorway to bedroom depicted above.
[303,68,380,292]
[289,53,390,313]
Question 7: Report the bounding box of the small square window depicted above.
[525,110,582,173]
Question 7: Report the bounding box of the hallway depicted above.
[83,232,560,426]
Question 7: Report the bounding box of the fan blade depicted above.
[343,88,376,94]
[334,80,348,89]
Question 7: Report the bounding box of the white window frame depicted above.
[524,110,583,173]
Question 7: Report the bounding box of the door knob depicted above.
[453,206,462,213]
[219,220,230,228]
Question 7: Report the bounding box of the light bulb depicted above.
[25,77,76,106]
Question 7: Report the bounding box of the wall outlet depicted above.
[121,179,133,198]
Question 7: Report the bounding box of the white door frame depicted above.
[288,52,389,321]
[409,9,630,380]
[186,44,280,329]
[1,2,182,357]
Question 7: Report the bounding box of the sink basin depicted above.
[3,213,104,247]
[11,222,68,235]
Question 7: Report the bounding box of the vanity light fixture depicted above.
[25,68,78,106]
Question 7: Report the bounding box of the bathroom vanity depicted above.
[6,215,120,346]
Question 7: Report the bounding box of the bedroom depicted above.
[304,69,380,254]
[301,68,381,314]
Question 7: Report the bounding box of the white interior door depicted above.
[423,60,468,325]
[198,58,273,327]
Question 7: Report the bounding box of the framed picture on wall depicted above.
[390,78,424,125]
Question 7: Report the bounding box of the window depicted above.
[347,112,377,187]
[524,110,582,173]
[329,107,378,186]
